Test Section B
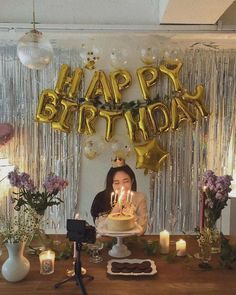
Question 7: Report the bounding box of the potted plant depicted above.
[0,211,36,282]
[7,168,68,252]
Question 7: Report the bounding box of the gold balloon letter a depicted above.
[85,71,113,103]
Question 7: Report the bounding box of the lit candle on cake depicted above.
[118,193,123,210]
[115,190,118,203]
[126,190,130,203]
[160,230,170,254]
[110,192,114,207]
[39,250,55,275]
[118,187,125,210]
[130,192,133,203]
[176,239,186,257]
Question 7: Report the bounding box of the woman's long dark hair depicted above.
[104,165,137,200]
[90,165,137,221]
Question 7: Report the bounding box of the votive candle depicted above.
[176,239,186,257]
[160,230,170,254]
[39,250,55,275]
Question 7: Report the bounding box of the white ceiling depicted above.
[0,0,236,49]
[0,0,235,27]
[0,0,236,27]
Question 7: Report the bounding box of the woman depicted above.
[90,163,148,234]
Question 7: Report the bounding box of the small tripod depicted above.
[54,242,94,295]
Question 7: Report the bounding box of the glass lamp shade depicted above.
[17,30,53,70]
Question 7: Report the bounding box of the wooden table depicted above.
[1,235,236,295]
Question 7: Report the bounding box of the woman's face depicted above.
[112,171,132,193]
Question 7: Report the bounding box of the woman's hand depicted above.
[111,200,132,214]
[111,202,120,213]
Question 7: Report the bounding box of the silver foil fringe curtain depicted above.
[0,45,235,234]
[149,49,236,234]
[0,46,82,232]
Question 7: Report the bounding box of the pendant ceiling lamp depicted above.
[17,0,53,70]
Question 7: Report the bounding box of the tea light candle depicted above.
[176,239,186,257]
[160,230,169,254]
[39,250,55,275]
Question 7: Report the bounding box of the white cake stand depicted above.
[97,224,142,258]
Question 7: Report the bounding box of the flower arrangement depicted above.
[0,210,37,243]
[8,168,68,216]
[199,170,232,228]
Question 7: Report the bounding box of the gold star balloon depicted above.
[134,139,168,173]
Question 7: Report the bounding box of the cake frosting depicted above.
[107,212,135,231]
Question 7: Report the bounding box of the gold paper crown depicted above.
[111,156,126,168]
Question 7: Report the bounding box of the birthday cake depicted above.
[107,212,135,232]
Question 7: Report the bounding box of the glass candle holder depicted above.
[39,250,55,275]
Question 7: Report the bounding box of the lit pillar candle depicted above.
[176,239,186,257]
[200,186,207,230]
[39,250,55,275]
[160,230,170,254]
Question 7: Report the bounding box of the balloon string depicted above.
[32,0,36,31]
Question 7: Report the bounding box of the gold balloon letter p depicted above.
[110,70,132,104]
[137,66,158,100]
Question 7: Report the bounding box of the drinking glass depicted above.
[87,241,104,263]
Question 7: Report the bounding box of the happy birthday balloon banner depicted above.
[35,60,209,173]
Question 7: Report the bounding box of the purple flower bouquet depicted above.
[199,170,232,228]
[8,168,68,216]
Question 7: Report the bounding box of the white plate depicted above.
[97,223,142,236]
[107,259,157,276]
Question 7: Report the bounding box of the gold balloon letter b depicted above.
[36,89,58,123]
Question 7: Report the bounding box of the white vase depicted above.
[1,242,30,282]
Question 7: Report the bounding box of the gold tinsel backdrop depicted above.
[0,43,235,234]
